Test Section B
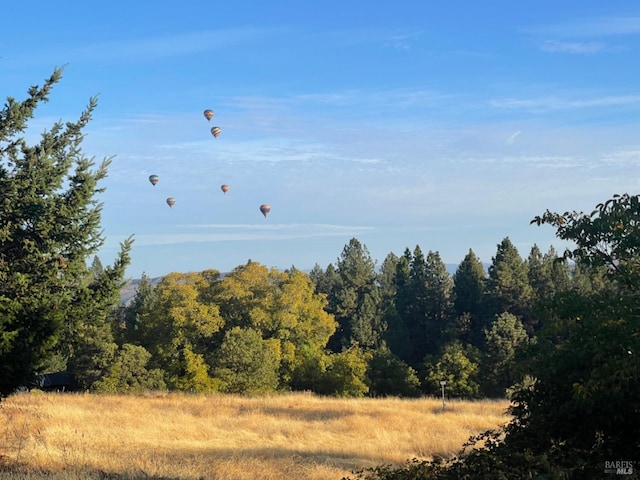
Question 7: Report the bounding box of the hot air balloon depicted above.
[220,184,229,194]
[148,175,159,186]
[210,126,221,139]
[166,197,176,208]
[260,204,271,218]
[203,109,214,121]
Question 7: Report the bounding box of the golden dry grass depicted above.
[0,392,510,479]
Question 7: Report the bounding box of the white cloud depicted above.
[17,27,284,66]
[601,148,640,165]
[131,223,375,247]
[525,16,640,37]
[540,40,605,54]
[489,94,640,112]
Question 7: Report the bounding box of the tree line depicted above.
[96,234,603,399]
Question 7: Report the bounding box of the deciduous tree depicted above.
[211,261,336,387]
[140,271,223,390]
[423,341,480,398]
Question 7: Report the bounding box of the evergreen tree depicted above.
[423,250,455,348]
[385,249,413,362]
[571,260,608,295]
[327,238,383,351]
[92,344,166,394]
[452,249,486,319]
[451,249,487,346]
[402,246,429,366]
[528,245,574,336]
[486,237,534,331]
[366,343,421,397]
[404,247,454,366]
[213,327,280,394]
[308,262,339,297]
[89,255,105,280]
[0,68,132,397]
[544,245,572,294]
[377,252,398,315]
[527,244,553,301]
[376,253,404,357]
[528,244,572,307]
[343,195,640,477]
[482,312,529,397]
[62,254,131,389]
[117,272,158,346]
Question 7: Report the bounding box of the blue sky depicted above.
[3,1,640,278]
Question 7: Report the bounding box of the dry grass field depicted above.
[0,392,510,480]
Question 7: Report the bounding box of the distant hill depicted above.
[119,276,165,306]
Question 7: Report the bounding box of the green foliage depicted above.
[171,342,220,392]
[366,344,421,397]
[61,245,133,390]
[92,343,166,393]
[452,249,487,346]
[528,245,572,303]
[290,344,374,398]
[518,193,640,462]
[383,251,412,363]
[309,262,339,296]
[355,193,640,478]
[211,261,336,388]
[532,192,640,289]
[138,271,223,388]
[508,290,640,462]
[213,327,280,394]
[326,238,383,351]
[423,341,480,398]
[396,247,455,367]
[0,68,132,397]
[289,344,331,392]
[486,237,534,331]
[117,272,158,346]
[482,312,530,397]
[321,345,370,397]
[123,262,336,394]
